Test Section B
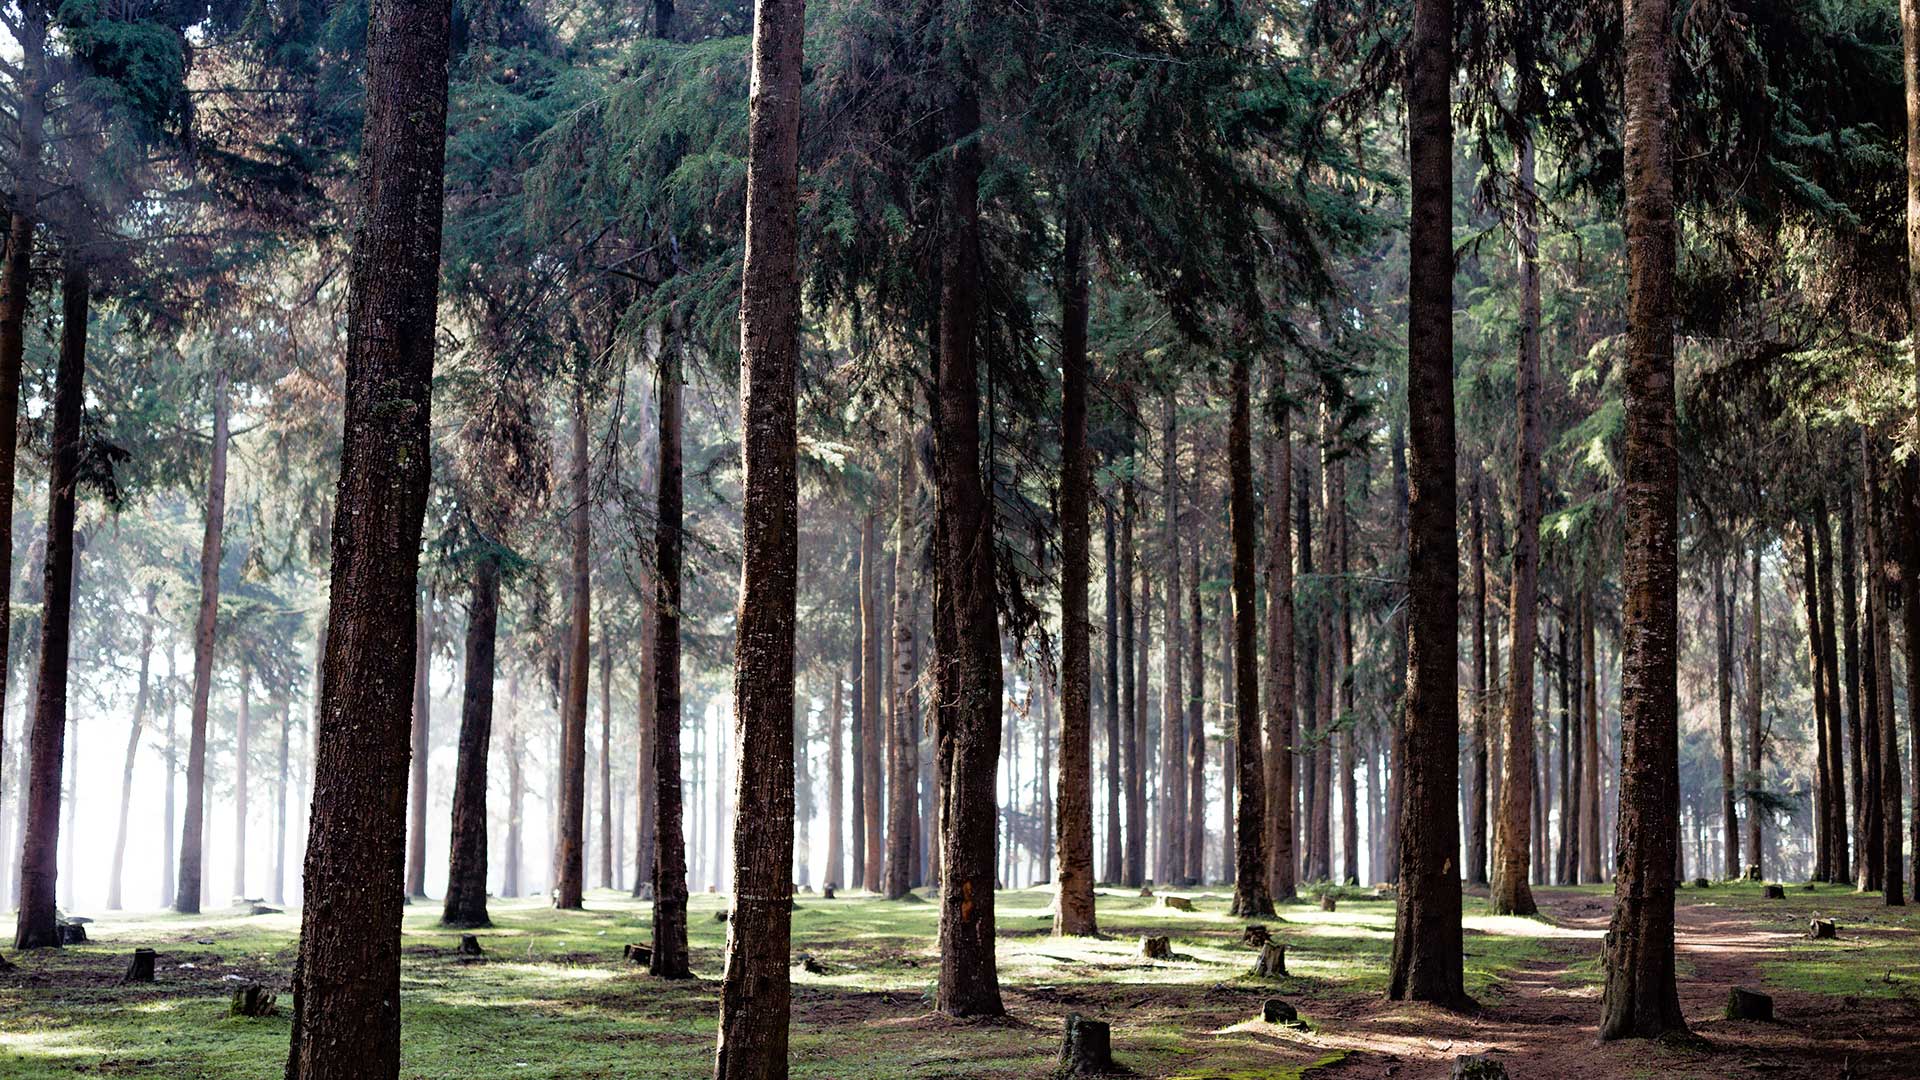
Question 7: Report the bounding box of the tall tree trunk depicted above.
[407,592,433,899]
[634,571,658,894]
[1122,445,1145,888]
[555,382,591,909]
[284,4,451,1070]
[274,697,290,906]
[1491,131,1542,919]
[1598,0,1685,1035]
[1864,445,1904,904]
[714,11,805,1061]
[1816,504,1849,881]
[853,529,869,888]
[505,680,523,897]
[1581,592,1602,883]
[0,13,46,946]
[1905,464,1920,895]
[1388,0,1462,1002]
[1103,504,1122,884]
[236,659,253,897]
[1468,474,1489,886]
[1186,542,1206,884]
[13,258,85,951]
[1264,360,1296,901]
[1228,352,1273,915]
[163,646,178,908]
[1842,493,1865,886]
[886,420,921,900]
[1334,452,1357,886]
[826,666,844,889]
[930,38,1005,1013]
[1746,541,1764,875]
[1715,559,1739,880]
[1903,0,1920,904]
[1053,213,1096,932]
[651,320,692,973]
[1160,394,1185,887]
[108,586,157,910]
[443,555,501,928]
[176,371,230,915]
[600,619,613,889]
[861,510,884,893]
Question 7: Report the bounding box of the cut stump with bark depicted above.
[456,934,484,956]
[794,953,826,974]
[1745,864,1762,881]
[1726,987,1774,1021]
[1059,1014,1113,1075]
[1252,943,1288,978]
[1451,1054,1508,1079]
[1139,935,1171,960]
[1161,896,1194,912]
[1808,918,1837,940]
[122,948,156,984]
[623,943,652,965]
[1763,884,1786,900]
[1242,925,1272,948]
[1319,894,1336,912]
[1691,878,1710,889]
[823,886,836,899]
[58,922,88,945]
[229,985,278,1017]
[1261,998,1301,1026]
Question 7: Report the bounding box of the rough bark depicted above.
[634,587,658,894]
[1104,504,1122,884]
[1263,360,1295,902]
[714,6,805,1062]
[1842,494,1865,886]
[1581,594,1601,883]
[826,665,844,888]
[1864,449,1903,905]
[1491,132,1541,919]
[442,556,500,928]
[853,522,870,888]
[236,660,253,898]
[1160,395,1185,886]
[555,382,591,910]
[886,421,920,900]
[600,616,613,889]
[931,42,1005,1013]
[1186,543,1206,884]
[12,262,87,950]
[1053,214,1097,935]
[283,5,451,1070]
[1904,0,1920,908]
[1816,506,1849,880]
[1746,541,1764,875]
[1599,0,1686,1035]
[1122,446,1144,888]
[1229,353,1273,916]
[651,322,693,974]
[1387,0,1463,1002]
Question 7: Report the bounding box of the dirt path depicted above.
[1307,888,1920,1079]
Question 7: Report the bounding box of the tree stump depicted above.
[456,934,484,956]
[58,922,88,945]
[794,952,826,974]
[1451,1054,1508,1079]
[1139,935,1172,960]
[823,886,836,900]
[1242,925,1272,948]
[635,882,655,901]
[122,948,157,984]
[1691,878,1710,889]
[1161,895,1194,912]
[714,910,730,922]
[1320,894,1337,912]
[1763,884,1786,900]
[1726,987,1773,1021]
[1745,864,1762,881]
[1252,942,1288,978]
[1059,1014,1113,1075]
[230,984,278,1018]
[623,943,653,965]
[1808,918,1837,940]
[1138,885,1154,898]
[1261,998,1300,1025]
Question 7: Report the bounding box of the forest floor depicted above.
[1,879,1916,1078]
